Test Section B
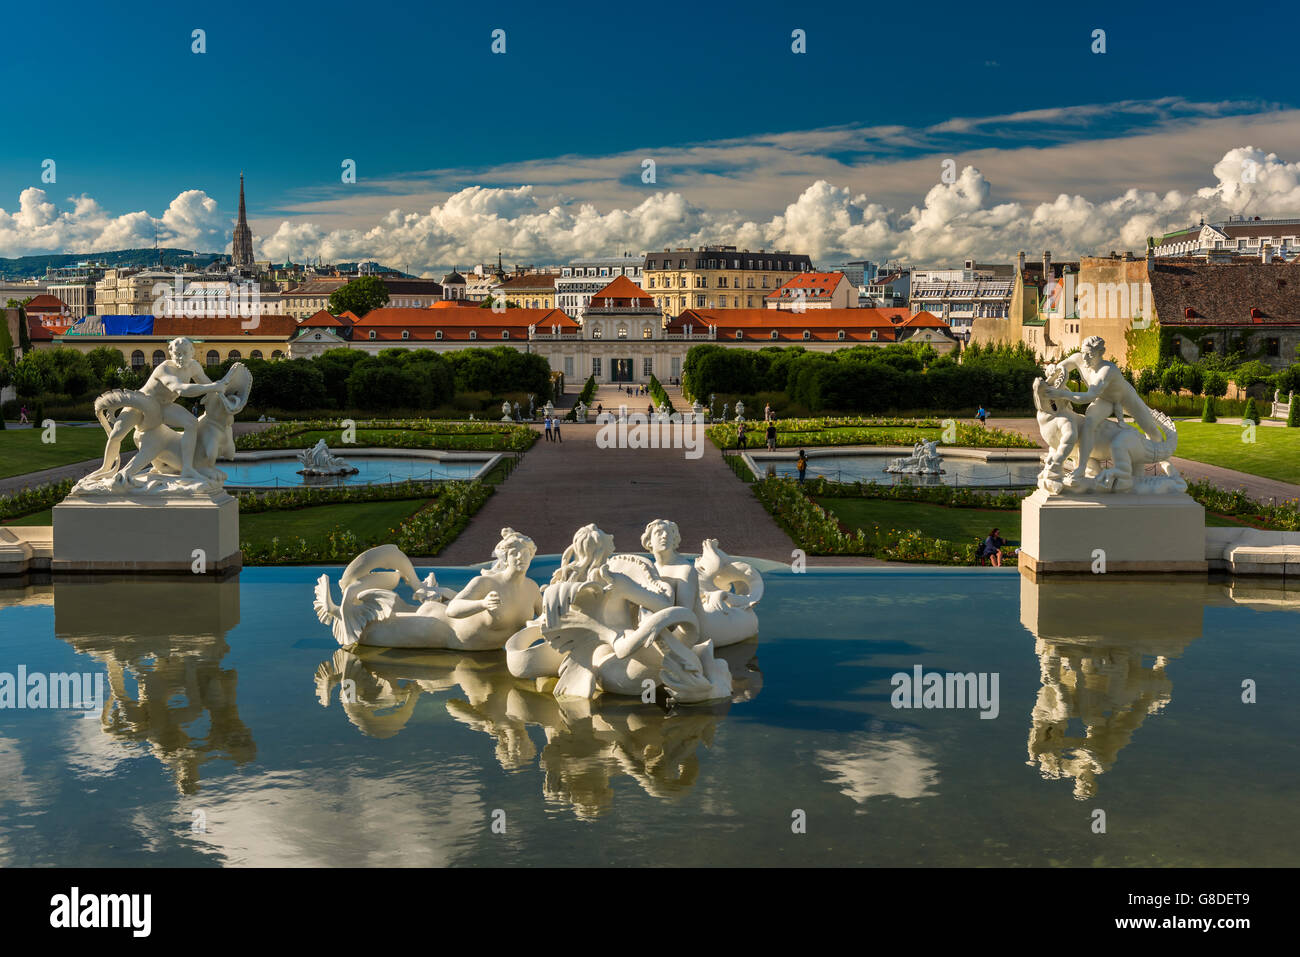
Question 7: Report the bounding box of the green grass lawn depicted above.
[1173,422,1300,484]
[238,498,429,546]
[817,498,1022,545]
[0,427,129,480]
[817,495,1246,544]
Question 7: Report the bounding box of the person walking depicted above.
[979,528,1006,567]
[976,406,988,427]
[18,405,29,425]
[796,449,808,483]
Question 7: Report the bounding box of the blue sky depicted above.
[2,0,1297,268]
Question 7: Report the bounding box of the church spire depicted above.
[232,171,254,269]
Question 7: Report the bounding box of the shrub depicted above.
[1289,395,1299,428]
[1200,396,1216,423]
[1243,397,1259,423]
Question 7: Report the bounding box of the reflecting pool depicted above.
[746,452,1041,487]
[0,566,1297,866]
[220,454,491,487]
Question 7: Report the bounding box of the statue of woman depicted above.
[315,530,542,650]
[505,524,729,704]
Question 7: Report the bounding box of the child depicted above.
[796,449,808,483]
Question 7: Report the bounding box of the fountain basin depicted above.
[220,449,500,488]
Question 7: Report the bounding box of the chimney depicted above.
[1016,251,1026,274]
[1042,251,1052,278]
[1262,243,1274,264]
[1146,245,1155,269]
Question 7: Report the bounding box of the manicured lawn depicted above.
[2,508,52,525]
[0,427,129,480]
[239,498,429,546]
[818,498,1022,545]
[1173,422,1300,484]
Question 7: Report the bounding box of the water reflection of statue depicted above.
[1021,576,1201,799]
[52,579,254,795]
[504,523,741,704]
[314,532,542,649]
[314,641,762,818]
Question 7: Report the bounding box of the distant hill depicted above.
[0,249,416,280]
[0,248,225,280]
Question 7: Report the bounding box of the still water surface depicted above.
[0,566,1295,866]
[220,456,489,487]
[750,453,1040,487]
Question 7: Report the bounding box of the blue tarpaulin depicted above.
[100,315,155,335]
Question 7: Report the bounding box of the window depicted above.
[401,330,409,340]
[151,349,165,366]
[1266,337,1281,357]
[747,277,754,289]
[132,350,146,369]
[592,357,602,376]
[870,330,878,341]
[502,330,511,339]
[228,350,241,360]
[770,330,778,339]
[837,330,845,340]
[642,325,652,339]
[802,330,811,340]
[470,330,477,340]
[1201,337,1214,354]
[272,350,283,359]
[250,350,263,359]
[205,349,219,365]
[718,277,728,288]
[435,330,443,340]
[648,277,656,288]
[747,297,754,308]
[735,330,743,339]
[564,357,574,376]
[643,357,653,377]
[695,296,705,308]
[593,326,602,338]
[617,324,628,339]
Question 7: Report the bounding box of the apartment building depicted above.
[642,245,812,318]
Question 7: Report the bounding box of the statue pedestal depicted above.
[52,491,241,575]
[1019,489,1206,578]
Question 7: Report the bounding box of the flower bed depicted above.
[706,417,1037,450]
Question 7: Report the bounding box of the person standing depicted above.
[766,420,777,451]
[543,415,552,441]
[553,415,562,443]
[737,421,748,450]
[796,449,808,483]
[19,405,29,425]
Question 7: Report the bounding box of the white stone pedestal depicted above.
[53,491,240,574]
[1019,488,1206,578]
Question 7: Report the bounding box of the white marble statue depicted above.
[501,400,513,423]
[734,400,745,421]
[314,531,542,650]
[74,337,252,495]
[885,440,944,475]
[1033,336,1185,495]
[574,400,587,423]
[296,439,359,476]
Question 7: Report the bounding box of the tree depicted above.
[1202,370,1229,398]
[1200,395,1216,423]
[328,276,390,317]
[1288,394,1299,428]
[1243,397,1259,424]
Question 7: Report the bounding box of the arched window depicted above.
[151,349,165,366]
[501,330,510,339]
[368,330,376,340]
[770,330,779,340]
[837,330,846,340]
[870,330,878,341]
[401,330,409,340]
[435,330,443,340]
[470,330,477,340]
[228,350,241,360]
[131,350,145,369]
[735,330,743,340]
[802,330,811,340]
[250,350,263,359]
[271,350,284,360]
[205,350,219,365]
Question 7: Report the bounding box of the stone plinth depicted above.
[53,491,240,575]
[1019,488,1207,577]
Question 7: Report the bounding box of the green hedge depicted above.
[648,374,676,415]
[706,417,1038,450]
[236,418,536,453]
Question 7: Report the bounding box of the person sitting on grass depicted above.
[979,528,1007,567]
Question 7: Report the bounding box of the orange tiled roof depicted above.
[668,307,936,342]
[24,293,68,311]
[301,309,349,327]
[353,306,576,329]
[151,315,301,337]
[588,275,654,304]
[765,272,847,300]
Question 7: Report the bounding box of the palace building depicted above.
[642,245,813,318]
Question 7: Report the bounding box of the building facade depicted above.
[1154,216,1300,259]
[766,272,856,309]
[642,246,812,318]
[556,254,644,316]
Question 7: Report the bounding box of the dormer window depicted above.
[735,330,743,340]
[502,330,510,339]
[770,330,779,340]
[435,330,443,340]
[368,330,376,340]
[837,330,846,340]
[803,330,811,340]
[469,330,477,340]
[870,330,878,341]
[401,330,409,340]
